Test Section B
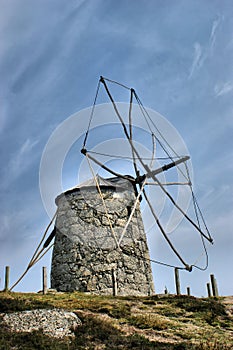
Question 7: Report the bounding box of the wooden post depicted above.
[207,283,212,297]
[112,268,117,296]
[175,268,181,295]
[214,277,219,297]
[4,266,10,291]
[187,287,191,296]
[210,274,218,297]
[42,267,47,295]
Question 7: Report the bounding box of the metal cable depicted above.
[133,91,190,181]
[88,150,179,161]
[100,76,131,90]
[10,211,57,291]
[82,79,101,149]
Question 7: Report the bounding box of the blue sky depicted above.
[0,0,233,296]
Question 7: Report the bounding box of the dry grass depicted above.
[0,291,232,349]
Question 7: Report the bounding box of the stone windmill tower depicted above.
[51,175,155,296]
[10,77,213,294]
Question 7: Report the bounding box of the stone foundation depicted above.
[51,176,155,296]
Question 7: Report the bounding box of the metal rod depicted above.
[149,156,190,178]
[128,88,139,177]
[81,150,131,181]
[100,77,150,173]
[149,173,212,243]
[136,156,190,183]
[143,189,190,269]
[145,182,191,186]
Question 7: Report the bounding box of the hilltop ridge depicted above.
[0,291,232,349]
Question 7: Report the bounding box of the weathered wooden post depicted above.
[112,268,118,296]
[187,287,191,296]
[42,267,47,295]
[207,282,212,297]
[4,266,10,291]
[174,268,181,295]
[210,274,219,297]
[214,277,219,296]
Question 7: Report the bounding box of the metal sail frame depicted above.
[81,76,213,272]
[9,76,214,291]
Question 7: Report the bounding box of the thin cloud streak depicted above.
[189,17,222,79]
[214,81,233,97]
[189,42,203,79]
[209,16,222,50]
[0,138,39,191]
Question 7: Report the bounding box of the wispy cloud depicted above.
[0,138,38,190]
[214,81,233,97]
[10,138,38,173]
[189,17,223,79]
[209,17,222,50]
[189,42,203,79]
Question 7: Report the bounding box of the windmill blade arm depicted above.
[148,172,213,243]
[100,77,150,174]
[142,188,191,271]
[137,156,190,183]
[81,149,132,181]
[128,88,140,178]
[154,156,190,175]
[135,155,212,243]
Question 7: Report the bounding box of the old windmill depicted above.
[10,77,213,295]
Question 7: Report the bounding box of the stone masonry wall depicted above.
[51,182,155,296]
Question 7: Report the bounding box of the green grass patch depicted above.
[127,313,169,330]
[157,295,228,325]
[0,292,52,312]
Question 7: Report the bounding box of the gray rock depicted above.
[0,309,81,338]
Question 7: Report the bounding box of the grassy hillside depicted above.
[0,291,232,349]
